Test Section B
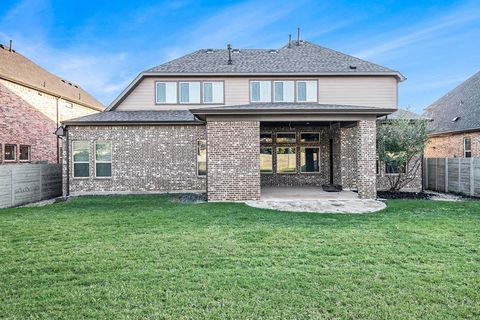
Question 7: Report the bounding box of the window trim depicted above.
[179,81,201,104]
[464,137,472,158]
[296,80,318,103]
[154,81,178,104]
[300,146,320,174]
[249,80,272,103]
[197,139,207,177]
[94,141,112,179]
[19,145,31,162]
[276,147,297,174]
[72,140,90,179]
[4,144,17,162]
[202,81,225,104]
[260,146,274,174]
[273,80,295,102]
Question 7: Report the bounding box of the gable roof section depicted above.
[0,45,104,111]
[423,71,480,135]
[108,40,404,110]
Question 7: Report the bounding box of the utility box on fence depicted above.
[0,164,62,208]
[424,158,480,197]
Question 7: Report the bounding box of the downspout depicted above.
[56,97,59,163]
[65,126,70,197]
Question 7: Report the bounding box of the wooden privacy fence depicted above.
[0,164,62,208]
[424,158,480,197]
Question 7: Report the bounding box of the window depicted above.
[385,160,406,174]
[260,147,273,173]
[179,82,201,104]
[260,132,273,144]
[273,81,294,102]
[250,81,272,102]
[300,147,320,173]
[4,144,16,161]
[276,147,296,173]
[72,141,89,178]
[300,133,320,143]
[155,82,177,104]
[464,138,472,158]
[276,132,296,143]
[197,140,207,176]
[203,82,224,103]
[297,80,317,102]
[95,141,112,178]
[19,145,30,162]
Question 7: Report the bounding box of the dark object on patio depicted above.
[377,191,430,200]
[322,184,343,192]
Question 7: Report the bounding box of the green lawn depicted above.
[1,196,479,319]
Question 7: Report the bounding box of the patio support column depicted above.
[356,120,377,199]
[206,120,260,201]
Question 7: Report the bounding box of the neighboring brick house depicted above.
[0,43,103,165]
[61,38,407,200]
[424,70,480,158]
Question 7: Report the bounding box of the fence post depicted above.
[445,158,449,193]
[458,158,461,192]
[10,167,14,207]
[424,158,428,190]
[39,165,43,201]
[470,157,475,196]
[435,158,438,190]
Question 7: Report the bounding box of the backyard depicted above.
[1,195,479,319]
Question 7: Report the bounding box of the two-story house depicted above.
[61,39,405,201]
[0,43,103,165]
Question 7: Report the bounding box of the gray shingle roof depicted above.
[146,41,402,76]
[62,110,200,125]
[378,108,427,121]
[423,71,480,135]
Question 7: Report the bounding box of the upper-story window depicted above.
[274,81,294,102]
[203,82,224,104]
[464,138,472,158]
[179,82,201,104]
[297,80,317,102]
[250,81,272,102]
[155,82,177,104]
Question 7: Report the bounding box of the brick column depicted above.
[356,120,377,199]
[207,121,260,201]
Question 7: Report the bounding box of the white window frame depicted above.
[202,81,224,104]
[155,81,177,104]
[4,144,16,162]
[72,141,90,178]
[179,81,201,104]
[94,141,112,178]
[464,137,472,158]
[300,147,320,173]
[197,140,207,177]
[296,80,318,102]
[250,80,272,103]
[273,81,295,102]
[19,145,31,162]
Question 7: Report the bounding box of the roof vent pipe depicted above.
[227,43,233,65]
[288,34,292,48]
[9,40,12,52]
[297,27,300,46]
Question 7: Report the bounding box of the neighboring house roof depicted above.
[0,44,104,111]
[378,108,427,121]
[108,40,404,110]
[62,110,201,125]
[423,71,480,135]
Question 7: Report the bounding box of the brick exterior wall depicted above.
[207,121,260,201]
[0,79,99,165]
[340,126,358,189]
[0,83,57,164]
[425,132,480,158]
[376,157,423,192]
[259,125,341,187]
[65,125,206,196]
[356,120,377,199]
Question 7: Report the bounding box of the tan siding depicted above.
[318,76,397,108]
[116,76,398,111]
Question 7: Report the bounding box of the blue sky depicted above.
[1,0,479,112]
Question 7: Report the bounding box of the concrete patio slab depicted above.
[245,199,386,214]
[260,186,359,201]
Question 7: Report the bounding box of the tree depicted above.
[376,116,429,191]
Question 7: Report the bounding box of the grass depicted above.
[1,195,479,319]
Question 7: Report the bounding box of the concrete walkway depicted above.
[245,187,386,213]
